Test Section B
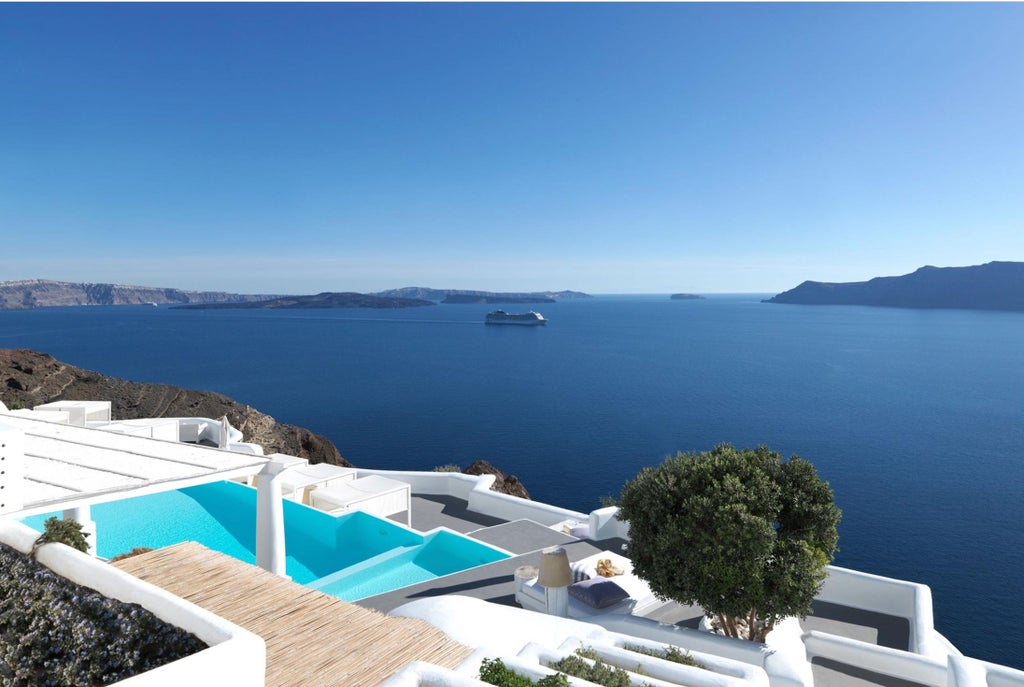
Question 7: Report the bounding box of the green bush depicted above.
[549,652,636,687]
[0,543,207,687]
[433,463,462,472]
[621,642,705,669]
[479,658,569,687]
[31,516,89,556]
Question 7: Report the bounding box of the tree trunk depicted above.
[717,612,735,639]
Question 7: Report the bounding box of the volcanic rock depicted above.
[464,459,531,499]
[0,349,349,466]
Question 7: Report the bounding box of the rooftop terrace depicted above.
[4,405,1020,687]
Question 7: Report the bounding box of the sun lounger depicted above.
[309,475,411,525]
[278,463,358,503]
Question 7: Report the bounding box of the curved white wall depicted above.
[356,468,588,526]
[0,519,265,686]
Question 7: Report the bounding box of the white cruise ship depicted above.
[484,310,547,325]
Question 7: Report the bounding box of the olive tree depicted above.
[617,444,840,642]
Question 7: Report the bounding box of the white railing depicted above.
[555,635,768,687]
[803,631,947,687]
[518,640,746,687]
[584,615,811,687]
[575,635,769,687]
[355,469,588,527]
[817,565,941,659]
[985,661,1024,687]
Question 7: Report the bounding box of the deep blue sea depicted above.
[1,295,1021,668]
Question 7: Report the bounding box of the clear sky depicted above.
[1,3,1022,295]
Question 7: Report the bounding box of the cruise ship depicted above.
[485,310,547,325]
[2,399,1022,687]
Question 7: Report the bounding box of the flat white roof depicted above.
[1,412,269,517]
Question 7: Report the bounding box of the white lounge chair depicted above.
[309,475,411,526]
[278,463,357,503]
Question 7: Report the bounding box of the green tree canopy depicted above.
[617,444,840,641]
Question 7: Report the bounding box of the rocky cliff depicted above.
[764,262,1024,311]
[0,349,533,498]
[372,287,591,302]
[441,295,555,304]
[174,292,433,309]
[0,349,349,466]
[0,280,278,310]
[464,460,531,500]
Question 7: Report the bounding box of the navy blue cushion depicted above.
[568,577,629,609]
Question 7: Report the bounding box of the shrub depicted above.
[621,642,705,669]
[31,516,90,556]
[549,652,638,687]
[479,658,569,687]
[0,543,207,687]
[433,463,462,472]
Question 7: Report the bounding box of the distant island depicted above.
[764,261,1024,311]
[174,292,433,310]
[0,280,590,311]
[372,287,590,302]
[670,293,705,300]
[0,279,278,310]
[442,294,555,304]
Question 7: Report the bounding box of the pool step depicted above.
[307,544,419,592]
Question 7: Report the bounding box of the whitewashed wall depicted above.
[0,519,265,687]
[356,469,589,526]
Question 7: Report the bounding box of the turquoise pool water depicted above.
[22,481,509,600]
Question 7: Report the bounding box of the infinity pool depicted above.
[22,481,509,601]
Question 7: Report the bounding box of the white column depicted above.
[63,505,97,556]
[256,459,291,578]
[0,424,25,516]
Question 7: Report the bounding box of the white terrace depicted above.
[2,407,266,515]
[2,400,1023,687]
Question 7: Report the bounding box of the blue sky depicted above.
[2,3,1022,295]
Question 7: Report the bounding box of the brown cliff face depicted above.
[464,459,531,500]
[0,279,279,310]
[0,349,350,467]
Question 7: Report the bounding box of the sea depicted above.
[1,295,1021,668]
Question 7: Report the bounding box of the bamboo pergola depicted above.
[113,542,473,687]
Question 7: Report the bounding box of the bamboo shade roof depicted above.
[113,542,473,687]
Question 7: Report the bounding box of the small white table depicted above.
[279,463,358,503]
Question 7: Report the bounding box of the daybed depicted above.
[278,463,357,503]
[515,550,661,618]
[309,475,412,525]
